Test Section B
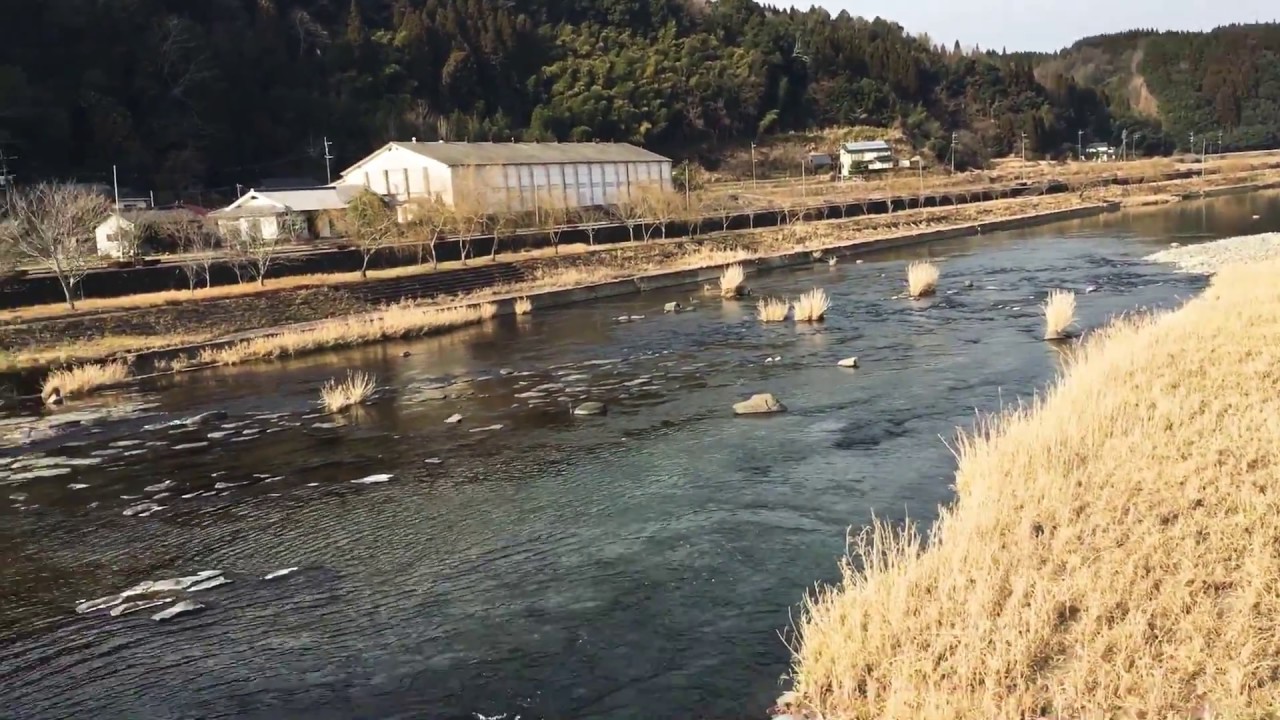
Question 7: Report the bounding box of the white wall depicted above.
[95,215,133,258]
[335,146,453,204]
[451,160,673,214]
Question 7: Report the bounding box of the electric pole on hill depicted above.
[0,147,15,204]
[323,136,334,184]
[950,131,957,173]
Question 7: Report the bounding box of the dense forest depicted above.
[1030,24,1280,155]
[0,0,1272,195]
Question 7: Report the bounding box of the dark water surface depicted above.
[2,193,1278,719]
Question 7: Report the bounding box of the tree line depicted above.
[0,0,1139,195]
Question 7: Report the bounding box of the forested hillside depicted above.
[1032,24,1280,154]
[0,0,1147,193]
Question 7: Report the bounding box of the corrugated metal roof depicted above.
[841,140,893,153]
[393,141,672,166]
[212,186,362,216]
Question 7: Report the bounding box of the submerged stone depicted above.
[152,600,205,621]
[573,402,608,416]
[733,393,787,416]
[186,576,232,592]
[75,594,125,614]
[351,474,394,485]
[111,598,173,617]
[263,567,299,580]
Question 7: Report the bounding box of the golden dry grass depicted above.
[785,260,1280,719]
[199,301,499,366]
[757,297,791,323]
[40,360,130,401]
[906,261,940,298]
[513,296,533,316]
[793,288,831,322]
[719,263,746,298]
[319,370,377,413]
[1042,289,1077,340]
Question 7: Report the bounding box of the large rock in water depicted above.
[573,402,607,416]
[733,393,787,415]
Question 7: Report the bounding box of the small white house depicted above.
[94,207,208,259]
[333,140,675,216]
[210,186,362,241]
[839,140,896,177]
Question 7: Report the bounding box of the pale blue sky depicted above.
[785,0,1277,52]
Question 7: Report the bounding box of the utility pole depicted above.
[1020,132,1027,162]
[683,159,690,210]
[801,158,807,198]
[1077,130,1083,162]
[750,141,757,188]
[950,131,957,173]
[0,147,15,204]
[323,136,334,184]
[112,165,121,213]
[1218,130,1224,157]
[1202,138,1208,178]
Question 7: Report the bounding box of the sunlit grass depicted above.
[40,360,130,401]
[907,260,940,298]
[320,370,377,413]
[1042,289,1077,340]
[757,297,790,323]
[199,301,499,366]
[514,296,533,316]
[793,287,831,322]
[785,260,1280,717]
[719,263,746,298]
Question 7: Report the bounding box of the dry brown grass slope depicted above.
[787,260,1280,719]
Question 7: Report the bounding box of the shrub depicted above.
[793,288,831,322]
[41,360,130,401]
[320,370,377,413]
[907,261,940,298]
[757,297,790,323]
[1042,289,1077,340]
[719,263,746,298]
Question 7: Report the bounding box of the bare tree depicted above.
[488,204,519,262]
[404,196,453,268]
[700,192,737,232]
[575,207,605,246]
[0,183,110,309]
[229,213,299,285]
[164,217,218,291]
[534,187,574,255]
[610,199,645,243]
[451,167,491,264]
[340,190,399,278]
[634,185,681,242]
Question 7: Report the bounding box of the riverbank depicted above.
[781,258,1280,717]
[7,172,1279,393]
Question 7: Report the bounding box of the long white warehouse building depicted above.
[334,140,674,214]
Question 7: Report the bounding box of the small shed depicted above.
[210,186,362,241]
[95,207,209,259]
[839,140,896,176]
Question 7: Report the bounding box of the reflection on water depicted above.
[0,192,1276,720]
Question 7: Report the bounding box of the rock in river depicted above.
[573,402,608,416]
[837,357,859,368]
[111,598,173,617]
[733,393,787,416]
[152,600,205,621]
[185,411,229,426]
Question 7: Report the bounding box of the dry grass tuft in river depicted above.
[41,360,130,402]
[320,370,377,413]
[513,296,533,316]
[793,288,831,322]
[719,263,746,298]
[1042,289,1077,340]
[784,259,1280,718]
[199,301,499,366]
[906,261,940,298]
[757,297,790,323]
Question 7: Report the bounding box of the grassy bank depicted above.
[784,260,1280,718]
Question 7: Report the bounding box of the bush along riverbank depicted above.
[779,258,1280,718]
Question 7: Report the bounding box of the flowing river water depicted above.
[2,192,1279,719]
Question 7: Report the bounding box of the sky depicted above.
[784,0,1277,52]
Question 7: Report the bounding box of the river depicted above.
[1,192,1277,719]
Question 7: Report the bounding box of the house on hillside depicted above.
[209,186,362,241]
[332,140,674,217]
[95,206,210,258]
[1086,142,1117,162]
[839,140,896,177]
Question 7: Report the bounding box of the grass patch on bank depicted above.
[41,360,130,401]
[785,261,1280,718]
[199,301,499,366]
[320,370,377,413]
